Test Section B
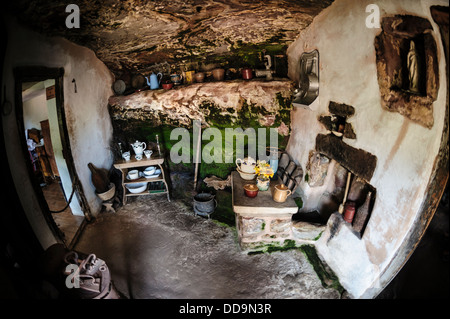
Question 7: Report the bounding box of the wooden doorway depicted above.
[14,67,91,249]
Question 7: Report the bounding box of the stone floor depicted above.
[42,181,84,247]
[73,194,341,299]
[72,185,449,300]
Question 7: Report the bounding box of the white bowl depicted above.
[144,166,156,175]
[238,164,256,174]
[126,182,148,194]
[236,167,256,180]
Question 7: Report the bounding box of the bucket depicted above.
[193,193,217,217]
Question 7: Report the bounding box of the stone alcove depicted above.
[293,100,378,239]
[375,15,439,129]
[108,79,295,225]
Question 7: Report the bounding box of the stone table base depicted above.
[231,171,298,251]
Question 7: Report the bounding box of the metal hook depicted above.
[72,78,77,93]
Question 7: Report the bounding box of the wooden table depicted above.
[113,155,170,204]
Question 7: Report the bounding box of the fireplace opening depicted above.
[293,122,378,238]
[293,161,376,238]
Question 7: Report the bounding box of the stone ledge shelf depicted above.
[232,171,299,251]
[108,79,294,128]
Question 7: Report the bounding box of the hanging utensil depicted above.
[339,171,352,214]
[193,120,202,193]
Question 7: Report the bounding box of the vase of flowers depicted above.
[255,160,274,191]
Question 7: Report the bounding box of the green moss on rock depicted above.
[299,245,345,294]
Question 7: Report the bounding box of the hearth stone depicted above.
[292,221,326,241]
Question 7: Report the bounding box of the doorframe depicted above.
[14,66,92,245]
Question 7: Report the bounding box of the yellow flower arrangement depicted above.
[254,160,274,180]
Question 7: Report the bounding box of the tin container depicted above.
[343,201,356,223]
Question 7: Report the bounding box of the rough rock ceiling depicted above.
[7,0,333,77]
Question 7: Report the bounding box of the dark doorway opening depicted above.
[14,67,91,249]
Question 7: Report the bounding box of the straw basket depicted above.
[96,183,116,201]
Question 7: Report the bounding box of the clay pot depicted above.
[241,68,253,80]
[243,184,259,198]
[212,68,225,81]
[194,72,205,83]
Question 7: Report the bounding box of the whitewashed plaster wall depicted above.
[286,0,448,298]
[2,17,114,249]
[22,83,47,132]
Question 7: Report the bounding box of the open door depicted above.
[14,67,91,249]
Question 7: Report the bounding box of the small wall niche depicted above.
[294,160,376,239]
[318,101,356,139]
[399,34,427,95]
[343,174,376,238]
[375,15,439,129]
[319,164,376,238]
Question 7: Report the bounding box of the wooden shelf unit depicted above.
[113,155,170,204]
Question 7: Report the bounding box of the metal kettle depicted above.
[146,72,162,90]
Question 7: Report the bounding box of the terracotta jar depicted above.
[212,68,225,81]
[162,82,173,90]
[194,72,205,83]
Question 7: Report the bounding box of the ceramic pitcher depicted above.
[131,140,146,156]
[273,184,292,203]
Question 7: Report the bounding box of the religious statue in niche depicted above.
[407,40,420,94]
[374,15,439,129]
